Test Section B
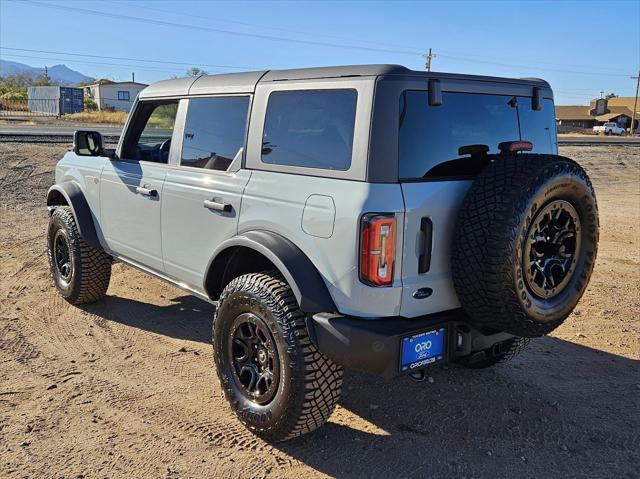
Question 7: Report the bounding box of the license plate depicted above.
[400,327,446,372]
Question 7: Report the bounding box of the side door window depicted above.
[181,96,250,171]
[121,101,179,163]
[161,96,252,289]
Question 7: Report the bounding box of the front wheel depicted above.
[47,206,112,304]
[213,271,343,442]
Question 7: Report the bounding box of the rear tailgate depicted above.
[397,88,557,318]
[399,181,471,317]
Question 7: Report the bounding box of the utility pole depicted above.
[132,72,135,83]
[630,70,639,135]
[423,48,435,72]
[44,65,49,82]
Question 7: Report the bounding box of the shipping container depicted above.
[27,86,84,116]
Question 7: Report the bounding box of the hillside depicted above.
[0,59,93,86]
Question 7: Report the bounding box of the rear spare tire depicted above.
[451,154,599,337]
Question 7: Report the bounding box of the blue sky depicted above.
[1,0,638,104]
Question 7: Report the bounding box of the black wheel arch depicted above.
[47,182,101,248]
[204,231,337,314]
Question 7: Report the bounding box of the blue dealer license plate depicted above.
[400,328,446,372]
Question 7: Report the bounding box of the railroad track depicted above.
[1,131,639,146]
[0,134,120,144]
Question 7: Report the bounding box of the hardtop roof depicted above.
[138,64,550,99]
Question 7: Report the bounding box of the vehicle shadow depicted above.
[80,294,215,344]
[277,337,639,478]
[80,295,639,478]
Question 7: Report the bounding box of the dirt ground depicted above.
[0,142,638,479]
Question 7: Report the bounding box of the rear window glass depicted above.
[261,89,357,171]
[399,92,557,180]
[518,98,557,153]
[399,91,519,179]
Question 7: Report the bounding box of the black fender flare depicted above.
[205,231,337,313]
[47,182,101,248]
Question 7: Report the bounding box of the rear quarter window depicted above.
[261,89,357,171]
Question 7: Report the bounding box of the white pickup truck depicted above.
[593,122,625,135]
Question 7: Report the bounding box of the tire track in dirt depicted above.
[0,322,40,364]
[2,142,639,478]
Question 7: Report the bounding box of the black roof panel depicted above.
[139,64,550,98]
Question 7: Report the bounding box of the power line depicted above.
[0,53,188,75]
[436,53,632,77]
[108,0,426,53]
[7,0,634,78]
[0,46,258,71]
[17,0,423,56]
[107,0,635,76]
[436,48,631,74]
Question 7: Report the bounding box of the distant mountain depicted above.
[0,59,94,86]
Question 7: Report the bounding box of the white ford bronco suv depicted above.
[47,65,599,442]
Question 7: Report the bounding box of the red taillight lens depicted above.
[360,214,396,286]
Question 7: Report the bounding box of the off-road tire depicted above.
[452,154,599,337]
[213,271,343,442]
[47,206,112,304]
[462,337,530,369]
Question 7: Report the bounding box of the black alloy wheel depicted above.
[53,229,73,285]
[228,312,280,405]
[213,271,343,442]
[523,200,581,299]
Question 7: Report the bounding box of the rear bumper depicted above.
[307,310,514,379]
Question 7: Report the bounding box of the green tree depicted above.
[84,97,98,111]
[605,93,618,99]
[186,67,208,77]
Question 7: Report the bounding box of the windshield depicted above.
[399,91,557,180]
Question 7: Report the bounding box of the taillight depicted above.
[360,214,396,286]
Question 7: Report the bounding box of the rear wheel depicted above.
[460,337,530,369]
[213,271,343,442]
[452,155,599,337]
[47,206,112,304]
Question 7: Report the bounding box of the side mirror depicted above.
[73,130,104,156]
[428,79,442,107]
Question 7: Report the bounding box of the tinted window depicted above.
[181,96,249,171]
[262,89,357,171]
[399,91,519,179]
[518,97,557,154]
